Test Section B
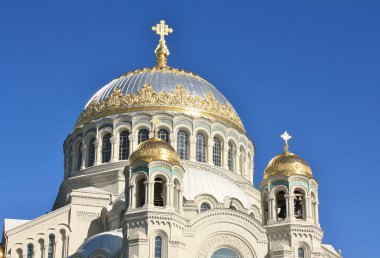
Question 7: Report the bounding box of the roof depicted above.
[86,67,228,108]
[3,219,30,231]
[182,164,253,208]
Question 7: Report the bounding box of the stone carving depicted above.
[198,234,253,258]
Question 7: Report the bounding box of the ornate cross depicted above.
[281,131,292,152]
[152,20,173,41]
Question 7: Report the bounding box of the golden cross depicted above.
[281,131,292,152]
[151,117,160,137]
[152,20,173,41]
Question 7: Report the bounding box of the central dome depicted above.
[75,66,245,132]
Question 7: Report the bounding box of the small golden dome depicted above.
[264,151,312,180]
[129,137,180,166]
[264,131,313,180]
[0,245,5,258]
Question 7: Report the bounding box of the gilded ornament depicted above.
[75,84,245,132]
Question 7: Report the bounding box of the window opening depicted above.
[119,131,130,160]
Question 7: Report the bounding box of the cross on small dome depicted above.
[281,131,292,152]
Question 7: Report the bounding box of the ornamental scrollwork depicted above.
[75,84,244,132]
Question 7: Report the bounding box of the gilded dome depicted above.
[263,151,313,180]
[75,66,244,133]
[129,137,180,166]
[0,245,4,258]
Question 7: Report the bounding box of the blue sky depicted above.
[1,1,378,257]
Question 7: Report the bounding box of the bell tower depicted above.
[259,132,323,258]
[122,118,186,258]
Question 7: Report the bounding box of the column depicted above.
[94,140,100,165]
[288,193,295,221]
[129,184,135,209]
[189,135,196,162]
[128,134,133,158]
[146,180,155,208]
[236,151,241,175]
[315,201,320,225]
[223,145,229,170]
[305,196,312,222]
[207,142,213,165]
[169,132,174,147]
[179,188,184,213]
[267,197,275,223]
[285,194,291,220]
[166,183,174,209]
[80,144,86,170]
[110,136,117,162]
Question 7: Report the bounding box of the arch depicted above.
[102,133,112,163]
[293,187,307,220]
[138,128,150,144]
[275,190,287,220]
[298,247,305,258]
[16,248,23,258]
[196,132,207,163]
[213,136,222,167]
[153,175,167,207]
[154,236,162,258]
[47,234,55,258]
[87,137,96,167]
[135,175,147,208]
[150,230,168,258]
[177,130,189,160]
[27,243,33,258]
[119,130,130,160]
[157,128,169,143]
[295,242,311,258]
[200,202,211,212]
[211,248,240,258]
[38,239,44,258]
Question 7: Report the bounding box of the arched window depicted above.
[294,190,304,219]
[102,133,112,163]
[38,239,44,258]
[154,236,162,258]
[16,249,23,258]
[211,248,239,258]
[213,137,222,166]
[48,234,55,258]
[136,177,146,208]
[154,177,165,207]
[119,131,130,160]
[196,133,206,163]
[88,138,96,167]
[276,191,286,220]
[76,142,82,171]
[298,247,305,258]
[177,130,188,160]
[158,129,169,143]
[200,203,210,212]
[228,142,234,171]
[138,129,149,144]
[27,244,33,258]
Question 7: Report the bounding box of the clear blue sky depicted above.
[1,1,378,257]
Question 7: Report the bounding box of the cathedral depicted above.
[1,21,342,258]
